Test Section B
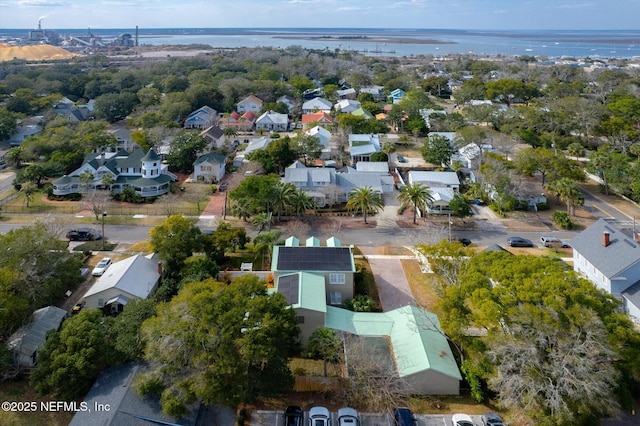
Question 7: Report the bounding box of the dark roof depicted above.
[141,148,160,162]
[194,152,227,166]
[69,363,201,426]
[571,219,640,278]
[274,246,354,272]
[622,281,640,309]
[277,274,300,305]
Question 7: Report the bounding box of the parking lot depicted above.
[251,410,484,426]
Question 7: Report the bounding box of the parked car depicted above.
[308,406,330,426]
[92,257,113,276]
[458,238,472,246]
[219,182,228,191]
[393,407,416,426]
[452,413,475,426]
[507,236,533,247]
[540,236,570,248]
[67,228,101,241]
[71,301,85,315]
[397,155,408,163]
[337,407,359,426]
[481,412,504,426]
[283,406,303,426]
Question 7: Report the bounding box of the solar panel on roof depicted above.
[277,274,300,305]
[277,247,352,271]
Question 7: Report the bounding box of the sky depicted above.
[0,0,638,30]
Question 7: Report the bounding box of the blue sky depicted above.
[0,0,638,30]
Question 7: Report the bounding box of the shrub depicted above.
[536,202,549,211]
[552,211,574,229]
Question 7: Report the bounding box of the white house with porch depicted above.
[348,134,381,163]
[52,148,177,197]
[255,110,289,132]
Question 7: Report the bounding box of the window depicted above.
[329,292,342,305]
[98,298,103,307]
[296,316,305,324]
[329,273,345,285]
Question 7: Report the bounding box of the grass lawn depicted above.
[401,259,442,315]
[354,258,381,307]
[0,379,74,426]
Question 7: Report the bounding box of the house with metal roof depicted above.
[183,106,218,130]
[82,253,161,314]
[348,134,381,163]
[237,95,263,114]
[325,305,462,395]
[255,110,289,132]
[408,171,460,191]
[572,219,640,324]
[305,125,332,159]
[7,306,67,368]
[51,148,177,197]
[193,152,227,183]
[302,97,333,114]
[272,237,356,307]
[334,99,361,114]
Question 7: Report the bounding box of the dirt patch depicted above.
[254,391,345,412]
[0,43,82,61]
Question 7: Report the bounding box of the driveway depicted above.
[358,247,416,311]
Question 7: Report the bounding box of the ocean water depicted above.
[1,28,639,59]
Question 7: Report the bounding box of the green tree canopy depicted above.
[421,134,456,166]
[167,130,208,174]
[139,275,300,412]
[149,215,203,277]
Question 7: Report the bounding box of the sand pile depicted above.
[0,43,82,62]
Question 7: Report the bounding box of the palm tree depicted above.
[78,170,95,194]
[253,230,282,269]
[101,173,115,191]
[230,199,251,222]
[288,188,316,218]
[5,146,24,168]
[547,178,584,216]
[398,183,434,224]
[22,182,35,207]
[252,212,273,233]
[270,182,295,222]
[346,186,384,224]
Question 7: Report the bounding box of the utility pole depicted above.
[448,213,452,242]
[101,211,107,250]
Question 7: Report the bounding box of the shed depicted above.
[8,306,67,368]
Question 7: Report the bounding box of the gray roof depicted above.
[194,152,227,166]
[8,306,67,367]
[571,219,640,278]
[273,246,355,272]
[622,281,640,311]
[69,363,200,426]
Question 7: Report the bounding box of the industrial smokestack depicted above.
[135,26,139,47]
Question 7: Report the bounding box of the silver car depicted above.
[92,257,112,276]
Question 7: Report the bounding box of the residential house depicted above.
[107,127,136,152]
[199,125,226,149]
[277,95,297,113]
[6,116,43,146]
[52,148,176,197]
[237,95,263,114]
[69,363,201,426]
[82,253,161,313]
[334,99,361,114]
[408,171,460,214]
[355,161,389,174]
[571,219,640,324]
[302,88,323,100]
[193,152,226,183]
[301,111,334,129]
[420,108,447,128]
[233,136,272,167]
[350,107,374,120]
[359,85,385,101]
[452,142,494,169]
[282,162,394,207]
[255,110,289,132]
[348,133,381,163]
[184,106,218,130]
[7,306,67,368]
[218,111,256,132]
[306,125,331,160]
[272,237,356,307]
[336,88,357,99]
[325,305,462,395]
[302,97,332,114]
[388,88,407,104]
[271,236,461,395]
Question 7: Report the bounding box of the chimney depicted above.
[157,262,163,277]
[602,232,610,247]
[637,233,640,244]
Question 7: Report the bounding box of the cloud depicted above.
[17,0,70,5]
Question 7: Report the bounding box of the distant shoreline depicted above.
[273,35,456,45]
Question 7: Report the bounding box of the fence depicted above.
[0,203,204,216]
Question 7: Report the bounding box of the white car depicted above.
[92,257,112,276]
[308,406,331,426]
[452,413,475,426]
[337,407,359,426]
